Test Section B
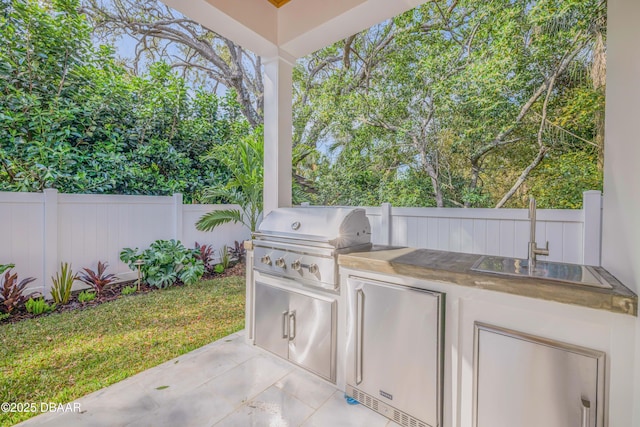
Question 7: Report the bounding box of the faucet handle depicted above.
[538,241,550,256]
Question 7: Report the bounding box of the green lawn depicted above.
[0,276,245,426]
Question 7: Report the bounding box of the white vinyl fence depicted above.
[0,190,250,296]
[2,189,603,297]
[360,190,603,266]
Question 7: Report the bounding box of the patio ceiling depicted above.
[161,0,428,58]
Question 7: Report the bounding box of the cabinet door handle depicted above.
[581,398,591,427]
[356,288,365,385]
[282,311,289,339]
[289,311,296,341]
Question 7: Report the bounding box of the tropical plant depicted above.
[219,245,231,270]
[120,239,204,288]
[194,242,216,273]
[77,261,116,297]
[0,269,36,313]
[229,241,246,262]
[213,264,225,274]
[0,264,14,275]
[121,285,137,296]
[77,290,96,303]
[50,263,78,305]
[196,129,264,233]
[25,297,56,315]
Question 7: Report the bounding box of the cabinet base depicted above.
[346,385,432,427]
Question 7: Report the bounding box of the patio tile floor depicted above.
[17,331,400,427]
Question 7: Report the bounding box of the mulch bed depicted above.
[1,261,246,325]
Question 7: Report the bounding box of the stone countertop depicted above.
[338,247,637,316]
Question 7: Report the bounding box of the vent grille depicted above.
[347,386,429,427]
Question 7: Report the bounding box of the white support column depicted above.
[603,0,640,293]
[602,1,640,426]
[173,193,183,242]
[582,190,602,266]
[42,189,58,297]
[263,52,295,214]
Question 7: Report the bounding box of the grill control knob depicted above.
[291,259,302,271]
[260,255,271,265]
[275,257,286,268]
[308,263,319,274]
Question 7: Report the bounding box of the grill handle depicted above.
[289,311,297,341]
[356,288,365,385]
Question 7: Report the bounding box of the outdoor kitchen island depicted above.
[337,247,638,427]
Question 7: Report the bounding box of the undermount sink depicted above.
[471,256,613,289]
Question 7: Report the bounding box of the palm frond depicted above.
[195,209,244,232]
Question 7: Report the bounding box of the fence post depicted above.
[380,203,392,246]
[583,190,603,266]
[42,189,58,296]
[173,193,183,242]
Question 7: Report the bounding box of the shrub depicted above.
[50,263,78,304]
[78,261,116,297]
[121,285,137,296]
[77,290,96,303]
[0,268,36,313]
[25,297,56,315]
[194,242,216,272]
[229,241,246,262]
[220,245,231,270]
[0,312,9,321]
[120,239,204,288]
[214,264,225,274]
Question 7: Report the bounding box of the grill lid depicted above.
[255,207,371,249]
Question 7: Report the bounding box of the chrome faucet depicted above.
[528,196,549,270]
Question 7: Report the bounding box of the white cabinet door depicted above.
[475,323,605,427]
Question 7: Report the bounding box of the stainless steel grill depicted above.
[253,207,372,290]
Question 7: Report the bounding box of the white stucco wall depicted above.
[602,0,640,424]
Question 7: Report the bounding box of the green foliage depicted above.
[25,297,56,315]
[213,264,225,274]
[197,128,263,232]
[219,245,231,270]
[77,290,96,303]
[121,285,137,296]
[77,261,116,297]
[529,151,603,209]
[294,0,605,208]
[119,239,204,288]
[0,1,250,201]
[0,268,36,313]
[50,262,78,304]
[0,312,9,321]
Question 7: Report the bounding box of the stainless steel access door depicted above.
[474,323,605,427]
[288,291,335,381]
[254,280,336,382]
[347,278,443,427]
[254,281,290,360]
